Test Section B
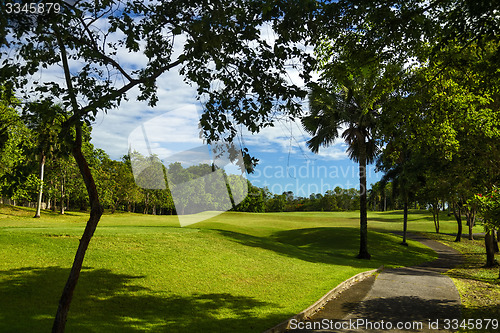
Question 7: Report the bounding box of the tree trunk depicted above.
[34,154,46,218]
[453,202,462,242]
[465,206,475,240]
[493,230,499,253]
[52,181,57,212]
[467,213,475,240]
[357,143,370,259]
[60,178,65,215]
[143,192,149,214]
[431,202,440,233]
[111,199,118,214]
[401,198,408,246]
[485,229,497,267]
[435,204,440,233]
[52,127,104,333]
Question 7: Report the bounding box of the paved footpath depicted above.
[288,233,462,333]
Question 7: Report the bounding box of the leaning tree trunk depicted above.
[52,127,104,333]
[357,143,370,259]
[401,198,408,246]
[453,202,462,242]
[34,153,46,218]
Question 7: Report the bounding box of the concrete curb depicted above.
[263,265,384,333]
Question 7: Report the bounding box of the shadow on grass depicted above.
[0,204,36,217]
[369,216,438,224]
[373,210,429,216]
[216,227,436,268]
[0,266,284,333]
[461,305,500,333]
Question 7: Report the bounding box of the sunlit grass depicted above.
[0,205,442,332]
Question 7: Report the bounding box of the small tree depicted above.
[474,187,500,271]
[22,102,66,217]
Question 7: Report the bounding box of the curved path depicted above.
[288,233,462,332]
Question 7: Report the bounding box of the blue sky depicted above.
[91,97,383,197]
[246,151,381,197]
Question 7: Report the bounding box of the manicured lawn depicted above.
[0,206,445,332]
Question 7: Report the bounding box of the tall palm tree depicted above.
[302,78,380,259]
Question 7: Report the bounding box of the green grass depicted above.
[423,232,500,333]
[0,206,448,332]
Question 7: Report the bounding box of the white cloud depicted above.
[92,69,199,159]
[126,102,203,157]
[240,118,349,161]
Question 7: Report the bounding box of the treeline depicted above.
[238,186,362,213]
[1,95,372,215]
[0,101,368,214]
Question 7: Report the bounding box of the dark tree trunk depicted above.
[453,202,462,242]
[111,199,119,214]
[485,229,497,267]
[467,215,474,240]
[52,127,104,333]
[493,230,499,253]
[431,202,440,233]
[401,199,408,246]
[357,143,370,260]
[465,206,475,240]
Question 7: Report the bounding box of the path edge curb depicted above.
[263,265,384,333]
